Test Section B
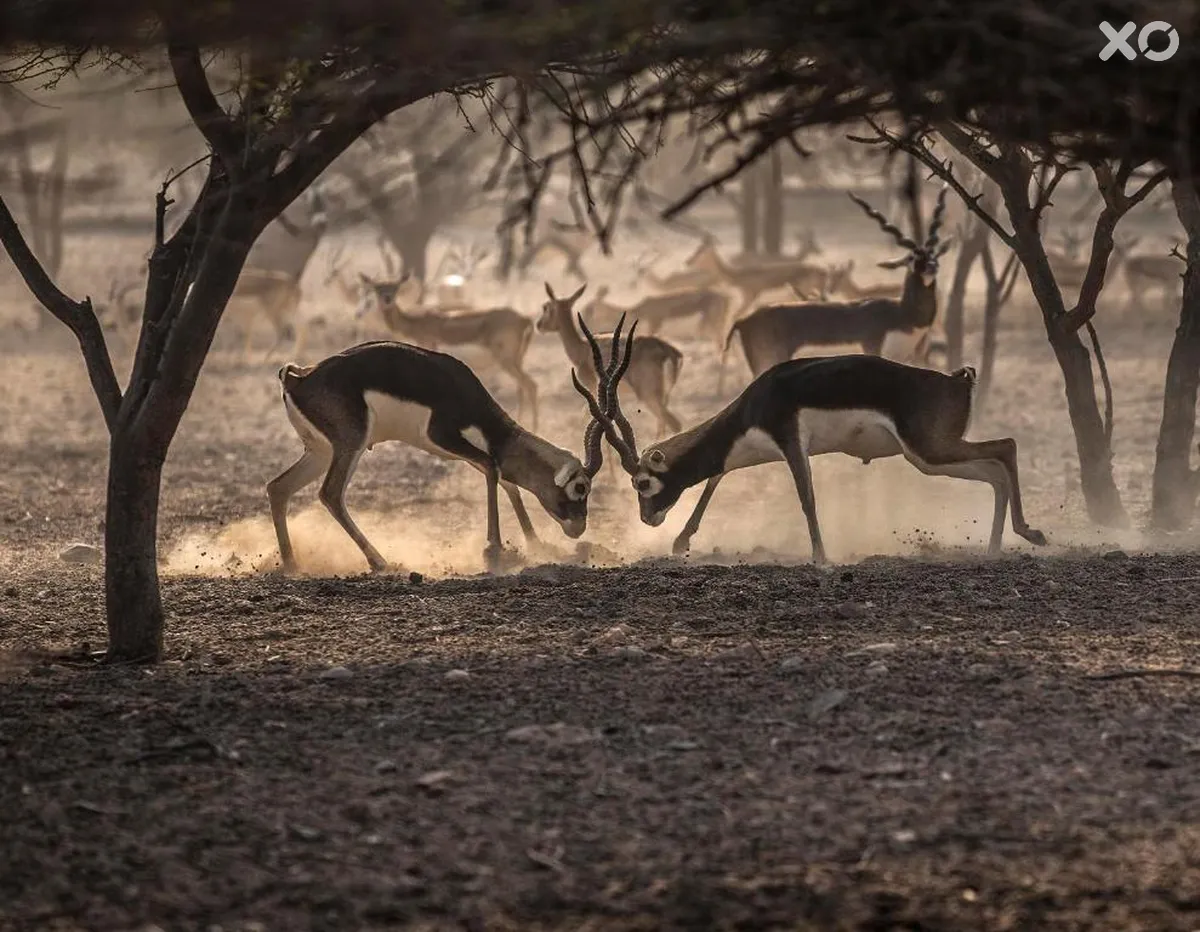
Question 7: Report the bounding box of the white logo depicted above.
[1099,20,1179,61]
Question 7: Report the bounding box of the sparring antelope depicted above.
[267,319,635,575]
[351,270,539,430]
[723,186,952,382]
[583,283,730,343]
[539,282,684,436]
[573,327,1047,562]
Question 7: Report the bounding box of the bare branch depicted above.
[165,42,240,170]
[0,193,121,430]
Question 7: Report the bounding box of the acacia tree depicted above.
[0,2,683,663]
[854,122,1164,526]
[1151,169,1200,528]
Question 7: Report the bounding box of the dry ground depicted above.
[2,228,1200,930]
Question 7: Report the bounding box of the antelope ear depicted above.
[878,256,909,270]
[569,283,587,303]
[554,462,576,488]
[544,282,557,301]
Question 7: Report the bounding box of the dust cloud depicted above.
[163,452,1057,580]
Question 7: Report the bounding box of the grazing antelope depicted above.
[539,282,684,436]
[267,319,634,575]
[1123,248,1183,306]
[573,326,1047,562]
[583,283,731,342]
[519,196,593,280]
[723,187,952,382]
[729,229,823,267]
[224,189,328,360]
[348,267,539,430]
[636,244,720,293]
[686,239,832,318]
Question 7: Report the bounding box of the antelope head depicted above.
[569,315,699,527]
[848,184,951,326]
[538,281,587,332]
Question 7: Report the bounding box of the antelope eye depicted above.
[571,480,588,499]
[634,477,653,493]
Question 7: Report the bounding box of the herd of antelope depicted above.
[95,179,1182,573]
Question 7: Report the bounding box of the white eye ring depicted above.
[647,450,668,473]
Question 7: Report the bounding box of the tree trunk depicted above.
[378,212,432,283]
[100,185,261,663]
[1009,210,1127,526]
[943,238,979,371]
[975,283,1002,413]
[1150,175,1200,529]
[739,169,760,256]
[1049,329,1127,524]
[104,432,166,663]
[762,149,784,256]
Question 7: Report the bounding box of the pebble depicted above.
[443,669,470,681]
[58,543,101,565]
[318,665,353,681]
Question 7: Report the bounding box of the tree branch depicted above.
[166,42,240,170]
[855,120,1018,250]
[0,193,121,430]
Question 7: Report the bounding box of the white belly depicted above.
[799,408,904,461]
[363,391,491,461]
[363,392,447,456]
[724,427,784,471]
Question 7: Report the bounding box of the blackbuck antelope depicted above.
[354,272,539,430]
[723,187,952,381]
[267,325,633,575]
[539,282,685,436]
[573,329,1047,562]
[583,283,730,342]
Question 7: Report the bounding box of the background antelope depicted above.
[582,282,730,342]
[351,270,540,429]
[686,238,831,319]
[223,189,329,360]
[267,333,627,575]
[722,186,952,383]
[539,282,684,436]
[1123,247,1183,307]
[573,324,1046,562]
[433,240,490,307]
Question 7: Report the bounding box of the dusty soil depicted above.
[2,230,1200,930]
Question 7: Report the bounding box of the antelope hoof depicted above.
[367,557,393,574]
[1018,526,1048,547]
[271,559,299,577]
[671,535,692,557]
